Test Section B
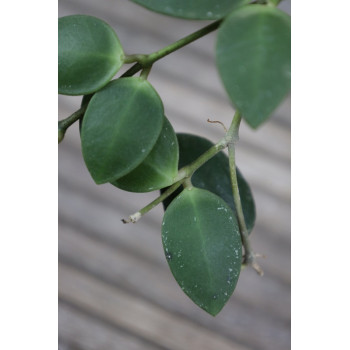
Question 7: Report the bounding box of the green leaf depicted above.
[58,15,124,96]
[216,5,291,128]
[162,187,242,316]
[78,94,94,133]
[162,133,256,233]
[131,0,248,20]
[81,77,164,184]
[112,116,179,192]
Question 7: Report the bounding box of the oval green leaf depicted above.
[81,77,164,184]
[131,0,248,20]
[162,133,255,233]
[58,15,124,95]
[112,116,179,192]
[162,187,242,316]
[216,5,291,128]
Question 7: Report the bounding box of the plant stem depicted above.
[123,136,228,222]
[121,62,143,78]
[122,19,222,77]
[227,111,263,276]
[175,137,227,181]
[140,65,153,80]
[122,180,184,223]
[58,105,87,143]
[145,20,222,64]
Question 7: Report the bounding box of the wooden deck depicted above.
[58,1,291,349]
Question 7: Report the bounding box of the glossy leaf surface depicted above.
[58,15,124,95]
[216,5,291,128]
[112,116,179,192]
[131,0,247,20]
[162,133,255,233]
[162,187,242,316]
[81,77,164,184]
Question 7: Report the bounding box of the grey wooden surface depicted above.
[58,1,291,349]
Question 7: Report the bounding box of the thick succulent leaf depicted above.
[216,5,291,128]
[162,187,242,316]
[131,0,248,20]
[162,133,255,233]
[112,116,179,192]
[58,15,124,95]
[81,77,164,184]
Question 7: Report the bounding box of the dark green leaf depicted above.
[162,133,255,233]
[78,94,94,133]
[81,77,164,184]
[216,5,291,128]
[58,15,124,95]
[112,116,179,192]
[162,187,242,316]
[131,0,248,20]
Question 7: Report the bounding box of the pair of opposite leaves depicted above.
[58,3,290,128]
[82,77,255,315]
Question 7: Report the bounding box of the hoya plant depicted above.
[58,0,290,316]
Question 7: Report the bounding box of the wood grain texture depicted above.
[58,1,291,349]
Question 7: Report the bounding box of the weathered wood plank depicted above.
[59,301,163,350]
[59,222,290,322]
[59,263,253,350]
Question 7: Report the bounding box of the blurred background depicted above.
[58,1,291,349]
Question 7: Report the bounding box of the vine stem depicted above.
[122,19,222,77]
[122,136,228,223]
[58,105,87,143]
[227,111,264,276]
